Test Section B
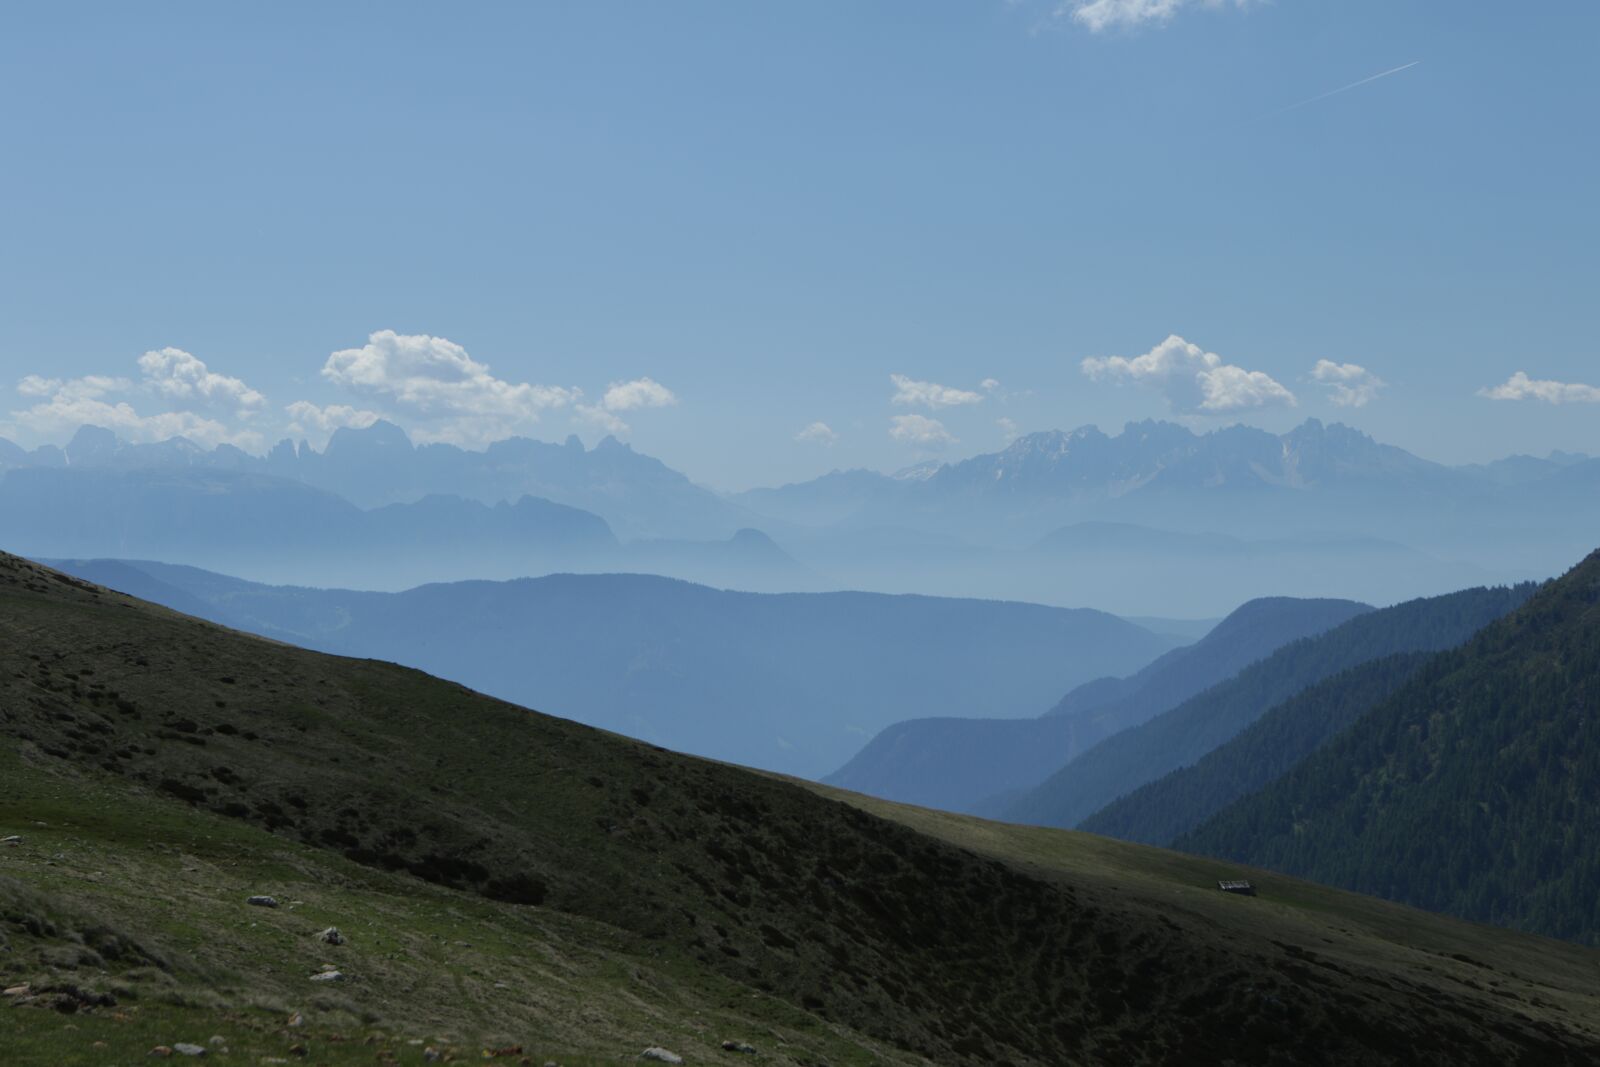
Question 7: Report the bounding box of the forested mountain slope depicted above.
[1003,584,1539,830]
[1082,652,1435,845]
[4,552,1600,1064]
[1180,550,1600,945]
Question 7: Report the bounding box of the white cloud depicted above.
[573,404,630,435]
[889,414,957,448]
[890,374,984,410]
[1064,0,1250,32]
[981,378,1001,392]
[283,400,382,444]
[795,421,838,445]
[1081,334,1297,414]
[323,330,577,444]
[1479,371,1600,405]
[571,376,680,436]
[8,353,270,451]
[137,348,266,414]
[1311,360,1386,408]
[9,374,258,450]
[998,416,1020,441]
[18,374,127,400]
[601,377,678,411]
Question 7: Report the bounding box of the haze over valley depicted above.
[5,2,1600,1064]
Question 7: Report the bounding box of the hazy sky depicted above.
[3,1,1597,489]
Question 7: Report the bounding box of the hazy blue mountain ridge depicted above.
[48,558,1181,780]
[823,596,1371,812]
[3,418,1593,612]
[1003,583,1540,831]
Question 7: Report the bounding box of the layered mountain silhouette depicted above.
[1081,652,1437,847]
[736,420,1595,610]
[3,418,1593,611]
[826,422,1594,614]
[1003,583,1538,831]
[7,551,1600,1062]
[1178,550,1600,944]
[0,421,751,540]
[48,558,1180,779]
[825,596,1371,813]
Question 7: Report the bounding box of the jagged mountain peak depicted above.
[324,418,414,456]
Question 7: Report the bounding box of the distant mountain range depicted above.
[0,421,752,540]
[47,558,1181,779]
[12,550,1600,1062]
[824,596,1371,813]
[738,418,1596,523]
[738,420,1597,607]
[3,418,1593,612]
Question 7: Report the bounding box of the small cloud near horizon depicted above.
[1311,360,1386,408]
[323,330,578,446]
[795,421,839,445]
[7,332,682,453]
[1082,334,1297,414]
[10,350,268,451]
[575,376,680,436]
[891,374,985,410]
[283,400,382,446]
[1479,372,1600,405]
[890,413,957,448]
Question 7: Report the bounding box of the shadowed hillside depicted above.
[1002,583,1538,830]
[1181,549,1600,945]
[48,559,1179,779]
[3,553,1599,1064]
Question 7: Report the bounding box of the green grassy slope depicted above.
[2,553,1598,1065]
[0,741,914,1067]
[1180,550,1600,944]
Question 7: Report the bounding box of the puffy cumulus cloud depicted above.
[795,421,838,445]
[17,374,128,399]
[890,374,984,410]
[1081,334,1297,414]
[137,348,266,413]
[601,377,678,412]
[322,331,577,443]
[9,372,260,450]
[889,414,956,448]
[981,378,1001,392]
[1479,371,1600,404]
[572,376,680,435]
[283,400,382,444]
[997,416,1020,441]
[573,404,629,435]
[1311,360,1386,408]
[1064,0,1250,32]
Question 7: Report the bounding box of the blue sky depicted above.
[2,1,1597,489]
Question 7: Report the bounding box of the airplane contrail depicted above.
[1265,60,1421,119]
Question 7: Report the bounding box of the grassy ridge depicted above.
[0,742,903,1066]
[2,552,1599,1064]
